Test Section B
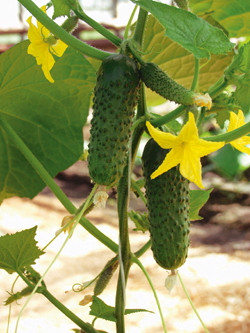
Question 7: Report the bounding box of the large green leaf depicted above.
[189,0,250,37]
[0,41,96,202]
[141,15,234,105]
[132,0,233,58]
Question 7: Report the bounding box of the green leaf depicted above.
[128,210,149,232]
[0,227,44,274]
[225,42,250,77]
[234,73,250,113]
[225,43,250,112]
[141,15,234,105]
[89,296,153,322]
[51,0,74,18]
[0,41,96,202]
[210,145,243,179]
[189,0,250,37]
[189,189,212,221]
[132,0,233,58]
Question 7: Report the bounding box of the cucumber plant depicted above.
[0,1,247,333]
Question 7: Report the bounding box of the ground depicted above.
[0,161,249,333]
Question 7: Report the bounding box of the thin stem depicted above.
[6,276,19,333]
[16,190,98,333]
[208,76,228,98]
[124,5,138,40]
[134,240,151,258]
[115,163,131,333]
[73,7,122,47]
[132,8,148,45]
[131,179,147,205]
[131,84,147,162]
[132,256,168,333]
[177,272,210,333]
[150,105,186,127]
[17,271,97,333]
[191,57,199,92]
[18,0,111,60]
[0,117,118,253]
[204,121,250,143]
[42,289,98,333]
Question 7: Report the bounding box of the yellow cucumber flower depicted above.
[227,110,250,154]
[146,113,225,188]
[26,6,68,83]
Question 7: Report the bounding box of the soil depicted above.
[0,161,249,333]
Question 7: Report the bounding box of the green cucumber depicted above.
[94,257,119,296]
[140,62,195,105]
[88,54,140,186]
[142,138,190,270]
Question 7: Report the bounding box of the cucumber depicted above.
[88,54,140,186]
[140,62,195,106]
[94,256,119,296]
[142,138,190,270]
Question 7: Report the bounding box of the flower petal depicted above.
[146,121,177,149]
[151,147,182,179]
[178,112,199,142]
[192,137,225,158]
[228,110,245,131]
[50,40,68,57]
[179,150,204,188]
[231,141,250,154]
[26,17,41,43]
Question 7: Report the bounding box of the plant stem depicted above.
[0,117,117,253]
[115,163,131,333]
[42,289,98,333]
[132,256,168,333]
[132,8,148,46]
[124,4,138,40]
[15,191,98,333]
[150,105,186,127]
[131,84,147,162]
[73,7,122,47]
[177,272,210,333]
[131,179,147,205]
[18,0,112,60]
[134,240,151,258]
[191,57,199,91]
[204,121,250,142]
[17,270,98,333]
[208,76,228,98]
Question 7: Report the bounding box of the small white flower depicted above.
[165,270,177,292]
[93,190,109,208]
[193,92,212,109]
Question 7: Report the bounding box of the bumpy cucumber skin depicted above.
[88,54,140,186]
[142,139,190,270]
[140,62,195,105]
[94,258,118,296]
